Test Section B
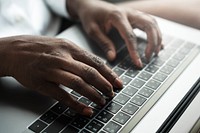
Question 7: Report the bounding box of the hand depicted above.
[67,0,162,68]
[0,35,122,116]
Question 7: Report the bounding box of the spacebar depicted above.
[42,115,72,133]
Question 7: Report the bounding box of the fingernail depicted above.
[83,107,93,117]
[161,44,164,49]
[100,98,106,105]
[114,77,123,88]
[107,50,115,61]
[110,90,115,97]
[137,58,143,68]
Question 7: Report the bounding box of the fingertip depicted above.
[155,45,161,56]
[83,107,93,117]
[114,77,123,89]
[145,47,153,63]
[107,50,116,61]
[161,44,164,50]
[136,58,143,69]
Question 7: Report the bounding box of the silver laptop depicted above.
[0,17,200,133]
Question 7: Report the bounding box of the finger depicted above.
[65,60,115,97]
[40,52,122,91]
[145,26,158,62]
[45,68,108,104]
[36,83,93,117]
[72,50,123,89]
[128,13,162,62]
[86,23,116,61]
[110,14,143,68]
[155,26,163,55]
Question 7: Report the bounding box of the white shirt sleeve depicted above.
[45,0,70,18]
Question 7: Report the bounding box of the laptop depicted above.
[0,17,199,133]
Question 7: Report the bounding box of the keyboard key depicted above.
[90,102,102,109]
[162,35,174,45]
[153,72,168,82]
[40,110,58,124]
[122,103,139,115]
[86,120,104,133]
[29,120,47,133]
[125,68,139,78]
[159,52,171,60]
[64,108,77,117]
[118,57,131,70]
[130,95,146,106]
[42,115,71,133]
[80,129,91,133]
[120,75,132,86]
[113,87,121,93]
[96,110,114,123]
[167,59,180,68]
[152,58,165,67]
[90,109,100,118]
[51,102,68,114]
[79,97,92,106]
[113,67,124,76]
[71,91,82,97]
[170,38,184,48]
[105,102,122,114]
[160,65,174,75]
[122,86,138,97]
[99,131,107,133]
[130,78,145,89]
[139,87,154,98]
[61,125,79,133]
[145,64,159,73]
[179,46,192,55]
[103,121,121,133]
[146,79,161,90]
[71,95,79,100]
[164,47,177,55]
[138,71,152,81]
[113,93,130,105]
[173,53,185,61]
[113,112,130,125]
[71,116,89,129]
[184,42,195,49]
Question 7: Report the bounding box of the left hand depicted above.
[67,0,162,68]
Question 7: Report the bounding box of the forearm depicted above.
[117,0,200,29]
[67,0,100,20]
[66,0,83,19]
[0,37,10,77]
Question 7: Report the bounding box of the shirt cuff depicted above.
[45,0,70,18]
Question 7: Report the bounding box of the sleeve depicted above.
[44,0,70,18]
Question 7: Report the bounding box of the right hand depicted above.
[0,35,122,116]
[67,0,162,68]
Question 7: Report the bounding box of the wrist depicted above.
[0,37,12,77]
[66,0,81,20]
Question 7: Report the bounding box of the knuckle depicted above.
[83,66,98,79]
[55,38,69,48]
[144,19,157,32]
[91,56,105,68]
[149,17,157,24]
[127,32,137,41]
[70,77,83,89]
[86,24,98,37]
[35,85,45,93]
[109,10,123,21]
[55,92,65,103]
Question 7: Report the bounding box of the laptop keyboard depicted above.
[28,34,199,133]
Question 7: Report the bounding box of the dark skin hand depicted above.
[0,35,123,116]
[67,0,162,68]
